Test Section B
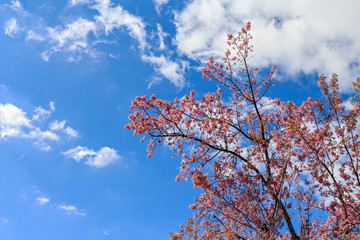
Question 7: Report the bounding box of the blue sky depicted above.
[0,0,359,239]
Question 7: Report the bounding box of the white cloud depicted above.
[44,18,96,61]
[41,51,51,62]
[50,120,79,138]
[152,0,170,14]
[4,18,21,38]
[49,101,55,111]
[62,146,95,162]
[28,128,58,141]
[64,126,79,138]
[156,23,168,50]
[31,188,85,217]
[3,0,187,87]
[6,0,24,13]
[62,146,121,168]
[92,0,147,50]
[0,102,77,151]
[48,18,95,48]
[58,204,85,216]
[36,197,50,205]
[174,0,360,91]
[141,54,187,88]
[32,105,52,121]
[0,103,31,138]
[26,30,46,41]
[49,120,66,131]
[27,0,147,60]
[68,0,91,7]
[85,146,120,168]
[109,53,120,59]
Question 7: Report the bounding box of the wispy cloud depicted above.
[58,204,86,216]
[68,0,90,7]
[29,187,86,217]
[0,218,9,224]
[36,197,50,205]
[5,0,147,61]
[92,0,147,50]
[156,23,168,50]
[26,30,45,41]
[0,102,78,151]
[42,17,96,61]
[6,0,25,13]
[4,18,20,38]
[152,0,170,14]
[174,0,360,91]
[62,146,121,168]
[102,226,119,236]
[32,102,54,120]
[141,54,187,88]
[2,0,187,87]
[50,120,79,138]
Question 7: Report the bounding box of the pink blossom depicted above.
[246,21,251,31]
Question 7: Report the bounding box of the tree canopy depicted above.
[125,22,360,239]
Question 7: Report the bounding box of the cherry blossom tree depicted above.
[125,22,360,239]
